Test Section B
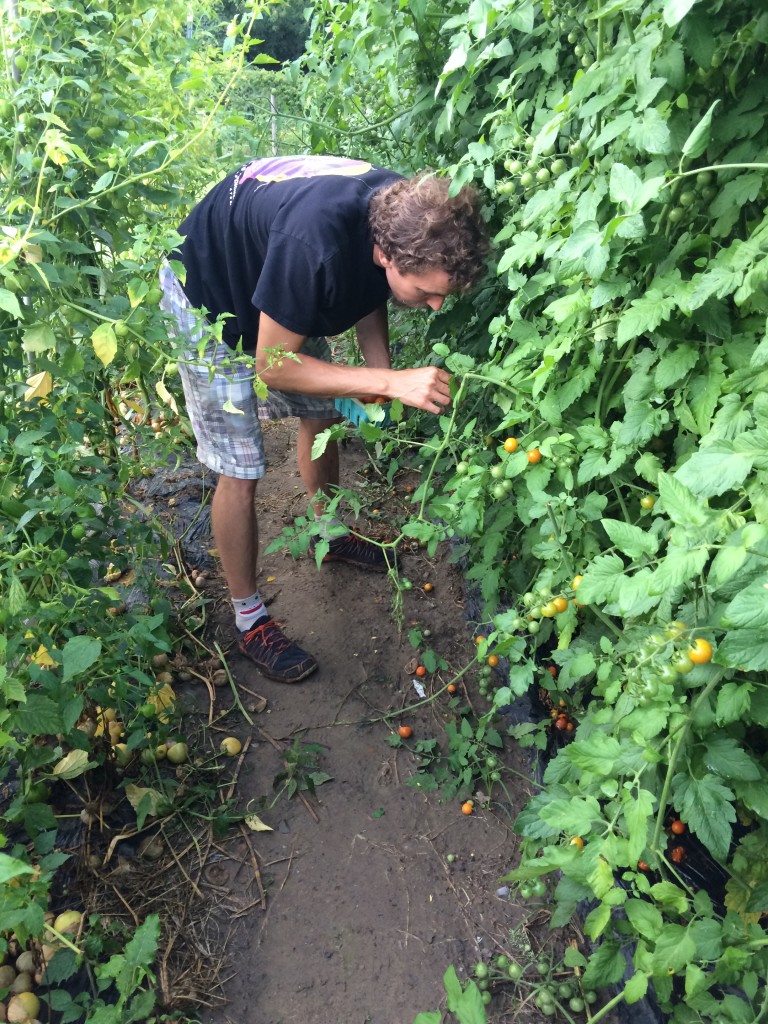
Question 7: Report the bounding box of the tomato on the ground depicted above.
[461,800,474,815]
[398,724,413,738]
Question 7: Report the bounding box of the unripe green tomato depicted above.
[528,620,541,635]
[696,170,713,187]
[569,140,585,157]
[0,99,13,119]
[114,320,129,337]
[574,44,584,57]
[15,54,29,71]
[86,126,104,140]
[668,207,684,223]
[524,135,535,150]
[491,483,506,500]
[569,996,585,1011]
[550,158,567,175]
[501,478,512,492]
[71,523,86,540]
[481,991,492,1005]
[679,190,696,207]
[520,170,534,188]
[701,185,716,202]
[567,31,577,43]
[536,167,551,183]
[456,461,469,475]
[506,158,523,174]
[490,464,504,480]
[508,962,523,980]
[475,962,489,979]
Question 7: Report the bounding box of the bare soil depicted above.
[180,420,555,1024]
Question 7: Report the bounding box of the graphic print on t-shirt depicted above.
[230,155,373,205]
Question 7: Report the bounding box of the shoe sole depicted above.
[237,644,319,684]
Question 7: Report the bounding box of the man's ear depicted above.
[373,244,392,269]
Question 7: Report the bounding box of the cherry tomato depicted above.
[527,448,542,464]
[671,653,694,675]
[571,574,583,589]
[503,437,519,453]
[687,637,713,664]
[508,962,523,980]
[640,495,656,510]
[541,601,558,617]
[665,620,687,639]
[553,597,568,613]
[670,819,685,835]
[398,725,412,738]
[461,800,474,815]
[415,665,427,677]
[670,845,686,863]
[487,654,499,668]
[570,836,584,850]
[456,461,469,475]
[637,860,650,872]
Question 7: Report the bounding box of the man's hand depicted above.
[386,366,451,414]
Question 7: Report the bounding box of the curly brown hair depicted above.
[368,172,490,293]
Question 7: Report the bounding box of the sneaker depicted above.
[310,534,392,573]
[237,618,318,683]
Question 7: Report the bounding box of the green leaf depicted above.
[649,881,689,914]
[701,734,760,780]
[584,902,611,940]
[62,635,102,682]
[681,99,720,160]
[0,287,23,319]
[625,899,663,940]
[672,773,735,861]
[566,733,622,777]
[617,277,678,346]
[651,925,696,974]
[658,472,708,526]
[648,545,709,594]
[713,683,752,727]
[721,581,768,629]
[23,323,56,353]
[42,947,80,984]
[13,693,63,735]
[628,108,671,155]
[601,519,658,559]
[745,881,768,914]
[675,443,755,498]
[715,629,768,671]
[575,554,625,604]
[412,1015,441,1024]
[583,939,625,988]
[623,788,654,863]
[0,852,37,885]
[124,913,160,969]
[624,971,649,1004]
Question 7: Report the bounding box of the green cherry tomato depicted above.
[585,991,598,1004]
[569,996,585,1012]
[658,663,678,684]
[520,170,534,188]
[496,955,509,969]
[551,158,567,175]
[536,959,550,976]
[508,962,523,980]
[528,620,541,635]
[485,756,498,769]
[519,884,533,900]
[475,962,489,979]
[679,190,696,207]
[491,483,506,500]
[490,770,501,782]
[668,207,684,224]
[401,579,413,591]
[536,167,551,183]
[490,464,504,479]
[672,652,694,675]
[640,494,656,510]
[481,990,492,1005]
[456,461,469,476]
[541,601,558,618]
[531,878,547,897]
[70,523,86,540]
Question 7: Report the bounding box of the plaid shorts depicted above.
[159,262,338,480]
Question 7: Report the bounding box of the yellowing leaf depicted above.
[156,380,179,415]
[92,323,117,367]
[31,643,56,667]
[244,813,273,832]
[23,242,43,264]
[24,370,53,403]
[124,783,166,816]
[52,749,93,780]
[147,683,176,723]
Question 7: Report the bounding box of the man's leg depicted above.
[298,415,390,573]
[211,475,259,599]
[297,416,339,508]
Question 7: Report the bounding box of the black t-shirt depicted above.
[172,155,403,351]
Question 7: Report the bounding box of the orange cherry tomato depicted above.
[423,582,434,592]
[415,665,427,677]
[475,635,485,645]
[446,683,457,694]
[687,638,713,664]
[527,448,542,464]
[503,437,519,453]
[461,800,474,815]
[670,819,685,835]
[487,654,499,668]
[398,725,413,738]
[553,597,568,613]
[569,836,584,851]
[637,860,650,872]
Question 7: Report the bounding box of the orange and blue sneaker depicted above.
[237,618,317,684]
[310,534,392,573]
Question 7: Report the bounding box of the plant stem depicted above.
[651,669,726,853]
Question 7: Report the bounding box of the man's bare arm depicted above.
[255,312,451,414]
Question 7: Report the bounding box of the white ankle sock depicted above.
[233,593,269,632]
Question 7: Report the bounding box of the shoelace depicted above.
[245,619,293,656]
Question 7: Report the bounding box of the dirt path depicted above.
[191,421,542,1024]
